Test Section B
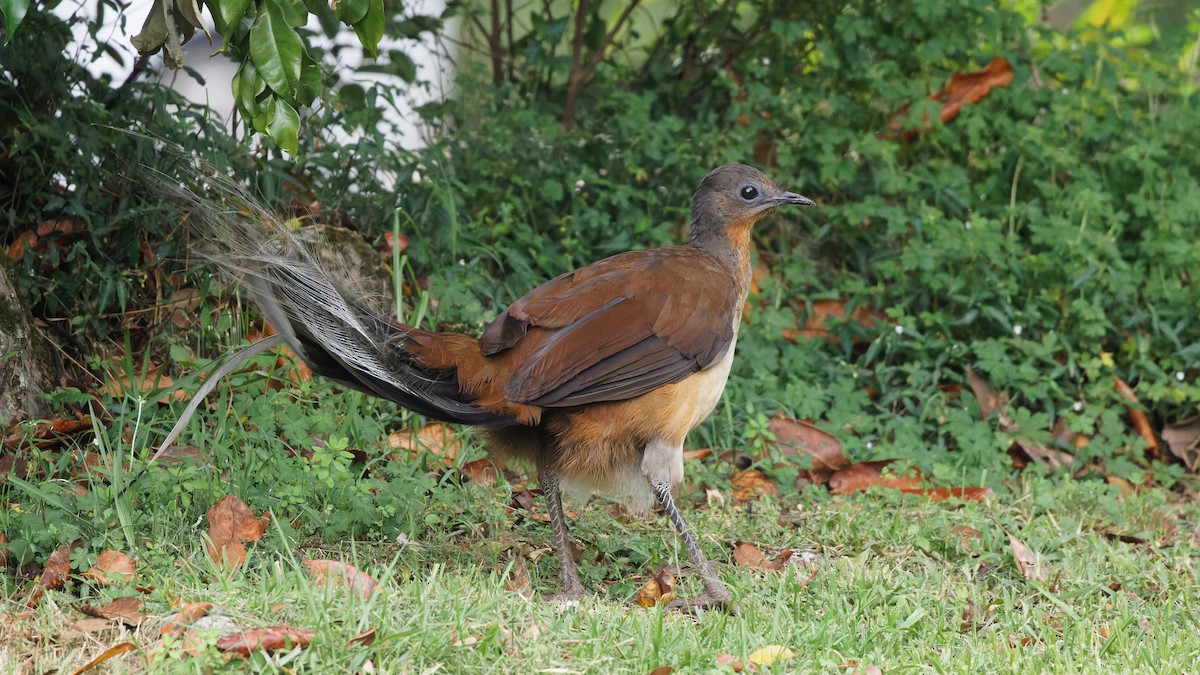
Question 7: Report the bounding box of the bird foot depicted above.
[666,593,739,615]
[543,586,589,608]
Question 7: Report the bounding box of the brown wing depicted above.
[478,246,738,407]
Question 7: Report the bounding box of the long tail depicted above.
[163,164,514,428]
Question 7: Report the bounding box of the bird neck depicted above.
[688,216,756,298]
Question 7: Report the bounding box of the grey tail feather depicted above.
[154,157,513,428]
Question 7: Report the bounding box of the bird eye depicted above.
[738,184,760,202]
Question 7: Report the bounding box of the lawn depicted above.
[3,401,1196,674]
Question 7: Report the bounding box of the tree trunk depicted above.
[0,261,54,423]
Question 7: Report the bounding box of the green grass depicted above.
[3,399,1198,674]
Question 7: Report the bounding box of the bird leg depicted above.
[651,481,736,613]
[540,469,587,602]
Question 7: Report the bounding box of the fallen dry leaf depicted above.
[731,541,794,572]
[72,617,115,635]
[504,556,533,598]
[730,469,778,505]
[715,652,754,672]
[635,566,677,607]
[101,357,189,403]
[786,299,882,344]
[1162,415,1200,471]
[81,550,136,586]
[387,422,462,465]
[27,541,78,607]
[217,625,316,656]
[204,495,268,571]
[161,602,214,637]
[1114,377,1163,461]
[349,627,377,647]
[68,641,136,675]
[1006,531,1047,581]
[648,667,674,675]
[303,560,378,600]
[828,460,919,494]
[747,645,796,667]
[0,532,7,567]
[768,414,847,483]
[882,57,1014,142]
[950,526,983,555]
[460,458,498,486]
[682,448,713,461]
[93,596,145,626]
[966,368,1073,469]
[3,416,96,451]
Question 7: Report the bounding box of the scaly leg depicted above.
[652,481,737,614]
[540,469,587,602]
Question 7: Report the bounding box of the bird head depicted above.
[689,163,813,251]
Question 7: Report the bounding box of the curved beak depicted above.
[773,191,815,206]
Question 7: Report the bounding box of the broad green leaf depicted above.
[268,99,300,154]
[297,50,322,106]
[250,95,277,133]
[332,0,367,25]
[351,0,383,59]
[302,0,339,37]
[235,57,267,117]
[388,49,416,83]
[212,0,251,36]
[276,0,307,27]
[1,0,31,44]
[250,0,305,98]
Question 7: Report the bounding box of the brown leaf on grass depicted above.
[27,541,78,607]
[648,667,674,675]
[387,422,462,465]
[1114,377,1163,461]
[6,218,86,263]
[950,526,983,555]
[504,556,532,598]
[161,602,213,637]
[966,367,1006,418]
[302,560,378,600]
[460,458,498,486]
[828,460,919,494]
[906,486,994,501]
[81,551,136,586]
[216,626,315,657]
[92,597,145,626]
[3,416,96,451]
[784,299,883,344]
[959,598,992,632]
[101,358,188,404]
[715,652,755,672]
[730,469,778,505]
[349,627,377,646]
[682,448,713,461]
[204,495,268,571]
[732,542,794,572]
[1106,475,1136,495]
[0,532,7,567]
[767,414,847,483]
[966,368,1074,469]
[72,617,116,635]
[1006,531,1047,581]
[1162,416,1200,471]
[635,566,677,607]
[68,641,136,675]
[881,57,1015,142]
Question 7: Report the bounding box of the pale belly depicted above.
[553,337,738,511]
